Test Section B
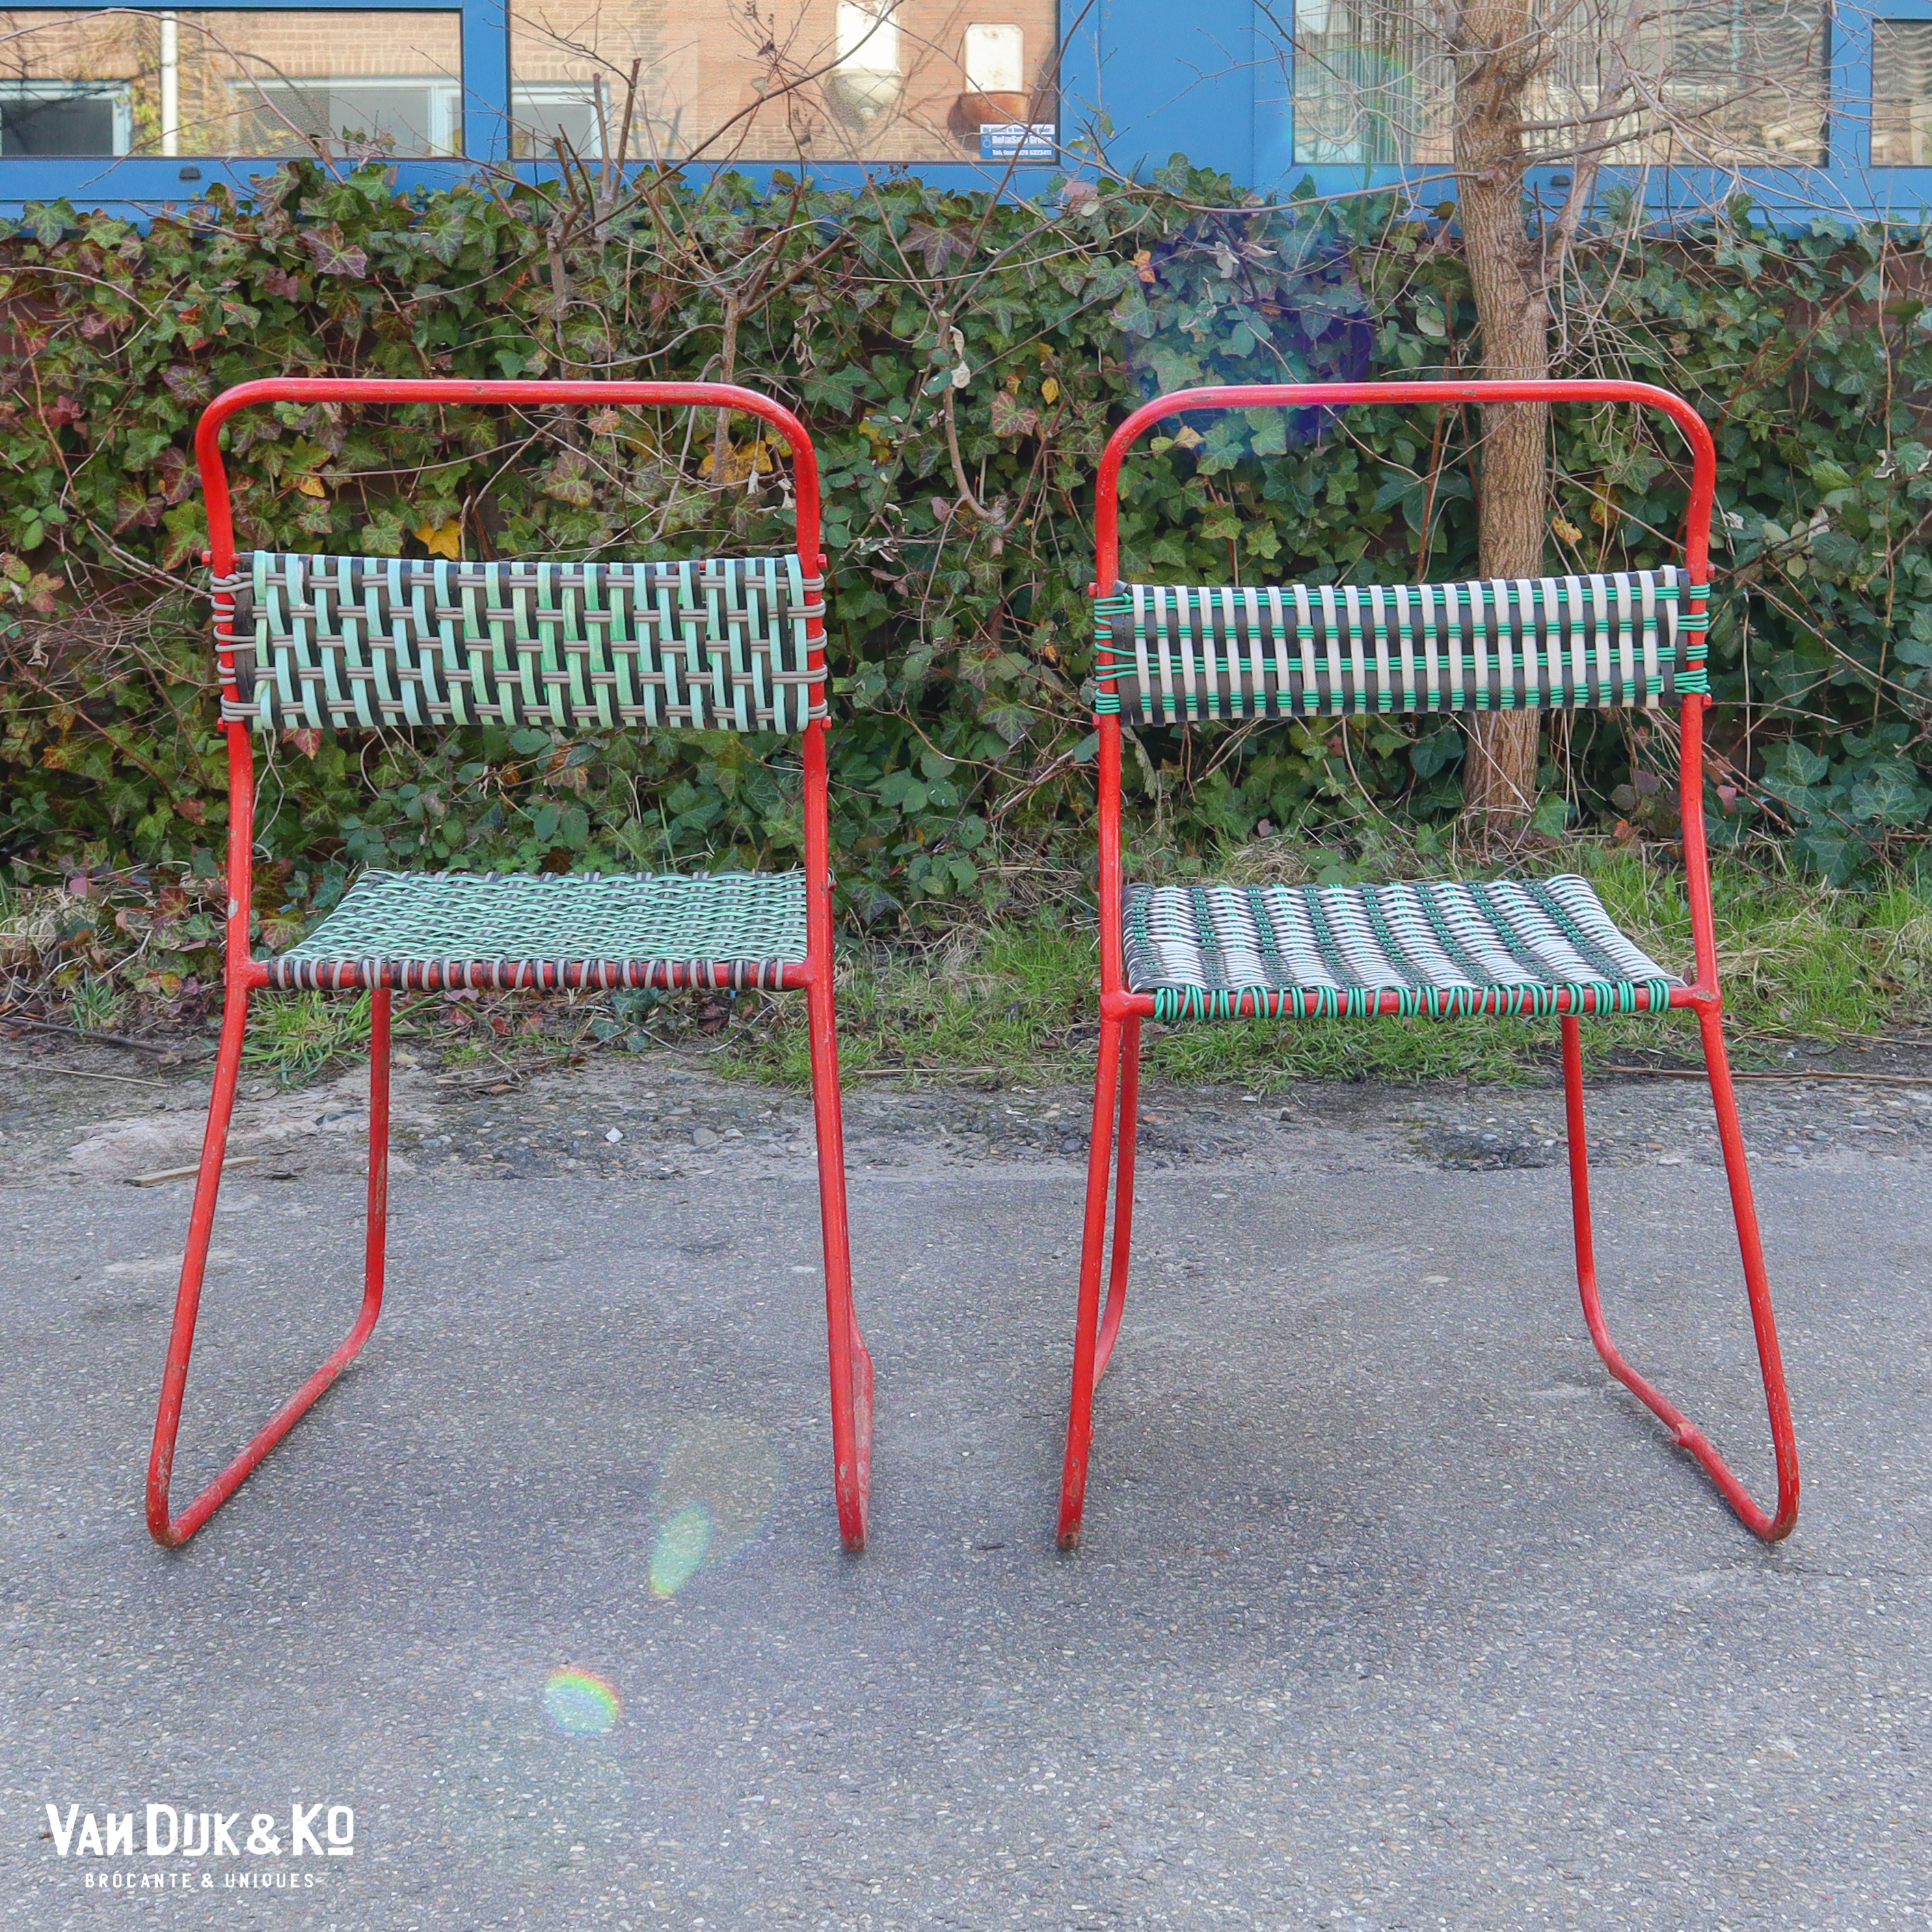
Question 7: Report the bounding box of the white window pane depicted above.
[1875,18,1932,165]
[0,9,462,157]
[831,0,900,131]
[836,0,898,69]
[963,21,1022,92]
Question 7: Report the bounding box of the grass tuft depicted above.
[723,837,1932,1091]
[240,991,380,1086]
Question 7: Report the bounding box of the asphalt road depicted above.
[2,1056,1928,1931]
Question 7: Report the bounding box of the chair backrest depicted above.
[197,377,826,739]
[1093,382,1715,732]
[1094,565,1702,725]
[221,551,824,734]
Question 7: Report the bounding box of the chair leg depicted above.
[147,988,393,1548]
[1058,1014,1127,1550]
[806,970,872,1554]
[1561,1011,1800,1540]
[1094,1016,1141,1384]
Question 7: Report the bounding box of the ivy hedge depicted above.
[2,159,1930,991]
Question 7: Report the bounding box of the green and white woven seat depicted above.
[1123,876,1679,1021]
[219,551,824,732]
[1094,566,1702,722]
[265,869,807,992]
[1091,566,1703,1020]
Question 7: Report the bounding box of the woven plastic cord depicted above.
[267,869,809,991]
[218,552,825,734]
[1089,567,1702,723]
[1674,582,1712,694]
[1123,875,1680,1022]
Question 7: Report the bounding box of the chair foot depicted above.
[836,1327,874,1555]
[146,989,392,1548]
[1093,1018,1141,1385]
[808,971,872,1553]
[1561,1012,1800,1540]
[1058,1016,1135,1550]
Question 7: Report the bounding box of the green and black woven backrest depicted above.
[1092,566,1706,723]
[218,551,825,734]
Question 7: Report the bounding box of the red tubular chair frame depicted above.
[148,378,872,1553]
[1057,377,1800,1551]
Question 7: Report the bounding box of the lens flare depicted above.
[646,1419,781,1597]
[650,1502,714,1597]
[542,1669,621,1736]
[1121,222,1371,455]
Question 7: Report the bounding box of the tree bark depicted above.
[1452,0,1551,847]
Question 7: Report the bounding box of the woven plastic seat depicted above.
[266,870,807,992]
[1123,875,1678,1021]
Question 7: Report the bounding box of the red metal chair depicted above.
[1057,377,1799,1551]
[148,378,873,1553]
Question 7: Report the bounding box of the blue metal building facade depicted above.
[1,0,1927,217]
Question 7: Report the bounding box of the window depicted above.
[0,78,131,155]
[1290,0,1446,166]
[1287,0,1828,170]
[0,8,461,157]
[507,0,1058,164]
[1639,0,1830,164]
[242,72,461,157]
[1874,18,1932,164]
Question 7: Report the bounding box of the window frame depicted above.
[1251,0,1932,222]
[0,73,135,155]
[0,0,500,190]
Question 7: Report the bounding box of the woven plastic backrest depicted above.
[218,551,826,734]
[1092,566,1706,723]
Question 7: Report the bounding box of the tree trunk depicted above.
[1453,0,1551,848]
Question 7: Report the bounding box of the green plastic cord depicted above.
[1090,589,1133,716]
[1676,581,1712,693]
[1151,978,1675,1023]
